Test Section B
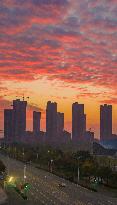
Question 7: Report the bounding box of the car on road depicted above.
[25,160,31,165]
[58,182,66,188]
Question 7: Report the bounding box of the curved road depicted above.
[0,154,116,205]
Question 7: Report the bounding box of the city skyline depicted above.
[0,0,117,138]
[3,98,117,141]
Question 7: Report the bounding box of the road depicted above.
[0,154,116,205]
[0,187,7,205]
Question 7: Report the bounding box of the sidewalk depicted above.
[0,187,7,204]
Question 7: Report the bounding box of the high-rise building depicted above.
[57,112,64,137]
[13,99,27,137]
[100,104,112,141]
[33,111,41,136]
[4,109,14,141]
[84,131,94,142]
[46,101,57,144]
[72,102,86,142]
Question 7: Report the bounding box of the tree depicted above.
[0,160,6,173]
[81,160,96,179]
[97,166,112,185]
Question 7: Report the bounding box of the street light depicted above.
[22,148,25,162]
[47,150,54,173]
[23,165,26,183]
[77,156,82,184]
[7,151,10,176]
[14,146,16,158]
[36,153,39,160]
[50,159,53,173]
[47,150,50,170]
[8,176,14,183]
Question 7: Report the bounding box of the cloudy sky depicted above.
[0,0,117,138]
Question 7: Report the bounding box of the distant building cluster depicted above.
[4,99,27,141]
[4,99,117,147]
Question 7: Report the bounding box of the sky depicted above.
[0,0,117,138]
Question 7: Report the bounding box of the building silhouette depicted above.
[33,111,41,136]
[13,99,27,138]
[4,109,14,141]
[57,112,64,139]
[72,102,86,142]
[46,101,57,144]
[4,98,116,148]
[84,131,94,142]
[100,104,112,141]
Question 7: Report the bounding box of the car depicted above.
[26,161,31,165]
[58,182,66,188]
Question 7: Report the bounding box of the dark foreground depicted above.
[0,154,117,205]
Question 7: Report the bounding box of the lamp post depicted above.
[14,146,16,159]
[77,163,80,184]
[36,153,39,160]
[6,144,10,176]
[50,159,53,173]
[47,150,50,170]
[47,150,54,173]
[24,165,26,183]
[7,154,10,176]
[22,148,25,162]
[77,156,81,184]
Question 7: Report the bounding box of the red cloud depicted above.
[0,0,117,114]
[101,98,117,105]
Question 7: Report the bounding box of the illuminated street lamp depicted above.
[50,159,53,173]
[8,176,14,183]
[47,150,54,172]
[23,165,26,183]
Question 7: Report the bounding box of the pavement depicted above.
[0,154,117,205]
[0,187,7,205]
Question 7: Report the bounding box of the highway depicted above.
[0,154,116,205]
